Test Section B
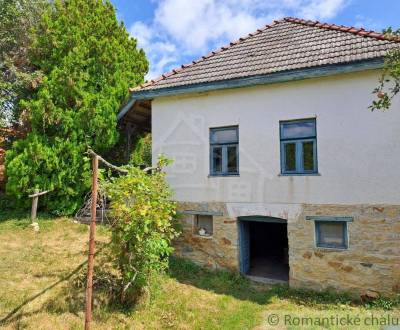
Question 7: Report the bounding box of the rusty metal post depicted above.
[85,154,98,330]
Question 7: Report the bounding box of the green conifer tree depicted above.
[6,0,148,214]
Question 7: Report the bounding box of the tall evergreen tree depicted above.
[0,0,46,128]
[6,0,148,214]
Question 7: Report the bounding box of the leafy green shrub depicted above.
[130,133,152,168]
[364,295,400,311]
[104,156,178,304]
[371,28,400,111]
[5,0,148,215]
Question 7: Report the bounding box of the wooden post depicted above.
[31,189,39,222]
[85,154,98,330]
[29,190,49,223]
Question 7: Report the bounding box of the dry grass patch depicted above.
[0,211,399,330]
[0,213,108,329]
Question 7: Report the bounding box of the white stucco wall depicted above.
[152,70,400,205]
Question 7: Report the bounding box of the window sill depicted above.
[306,216,353,222]
[193,234,213,239]
[315,246,348,251]
[278,172,321,177]
[208,174,240,177]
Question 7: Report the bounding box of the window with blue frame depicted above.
[315,221,348,249]
[306,216,352,249]
[210,126,239,175]
[280,118,317,175]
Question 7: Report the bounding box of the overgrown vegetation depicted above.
[371,28,400,111]
[5,0,148,215]
[0,214,399,329]
[0,0,46,129]
[130,133,152,168]
[103,156,178,304]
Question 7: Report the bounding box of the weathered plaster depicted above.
[152,70,400,205]
[226,202,302,222]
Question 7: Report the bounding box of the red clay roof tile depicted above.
[134,17,399,92]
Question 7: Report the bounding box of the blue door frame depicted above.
[238,216,288,275]
[238,221,250,274]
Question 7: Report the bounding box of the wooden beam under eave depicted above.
[127,112,149,121]
[118,98,151,126]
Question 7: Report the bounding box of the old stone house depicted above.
[118,17,400,296]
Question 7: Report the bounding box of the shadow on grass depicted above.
[168,257,273,305]
[44,253,130,316]
[0,257,88,326]
[0,209,54,223]
[168,257,369,309]
[0,210,30,222]
[2,250,398,327]
[0,243,110,326]
[0,194,57,223]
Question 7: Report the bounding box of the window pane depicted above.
[284,143,296,171]
[303,141,315,171]
[318,222,345,248]
[227,146,238,173]
[212,147,222,173]
[281,120,315,139]
[211,128,238,144]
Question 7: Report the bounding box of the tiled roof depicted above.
[135,17,399,92]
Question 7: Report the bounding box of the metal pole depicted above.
[85,154,98,330]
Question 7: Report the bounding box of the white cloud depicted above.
[129,21,178,79]
[129,0,348,79]
[299,0,348,20]
[129,21,153,49]
[153,0,277,52]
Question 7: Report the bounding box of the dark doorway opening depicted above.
[239,217,289,282]
[249,221,289,280]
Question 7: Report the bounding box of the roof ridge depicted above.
[131,19,288,91]
[283,17,400,43]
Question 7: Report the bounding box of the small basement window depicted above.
[315,221,348,249]
[306,216,352,250]
[194,215,213,237]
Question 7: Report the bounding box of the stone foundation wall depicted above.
[289,204,400,297]
[174,202,400,296]
[174,202,239,271]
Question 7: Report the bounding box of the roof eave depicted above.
[117,58,384,121]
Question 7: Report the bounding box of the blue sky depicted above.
[110,0,400,80]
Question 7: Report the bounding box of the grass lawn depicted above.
[0,211,399,329]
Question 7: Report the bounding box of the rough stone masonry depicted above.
[174,202,400,297]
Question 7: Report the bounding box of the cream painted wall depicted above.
[152,70,400,205]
